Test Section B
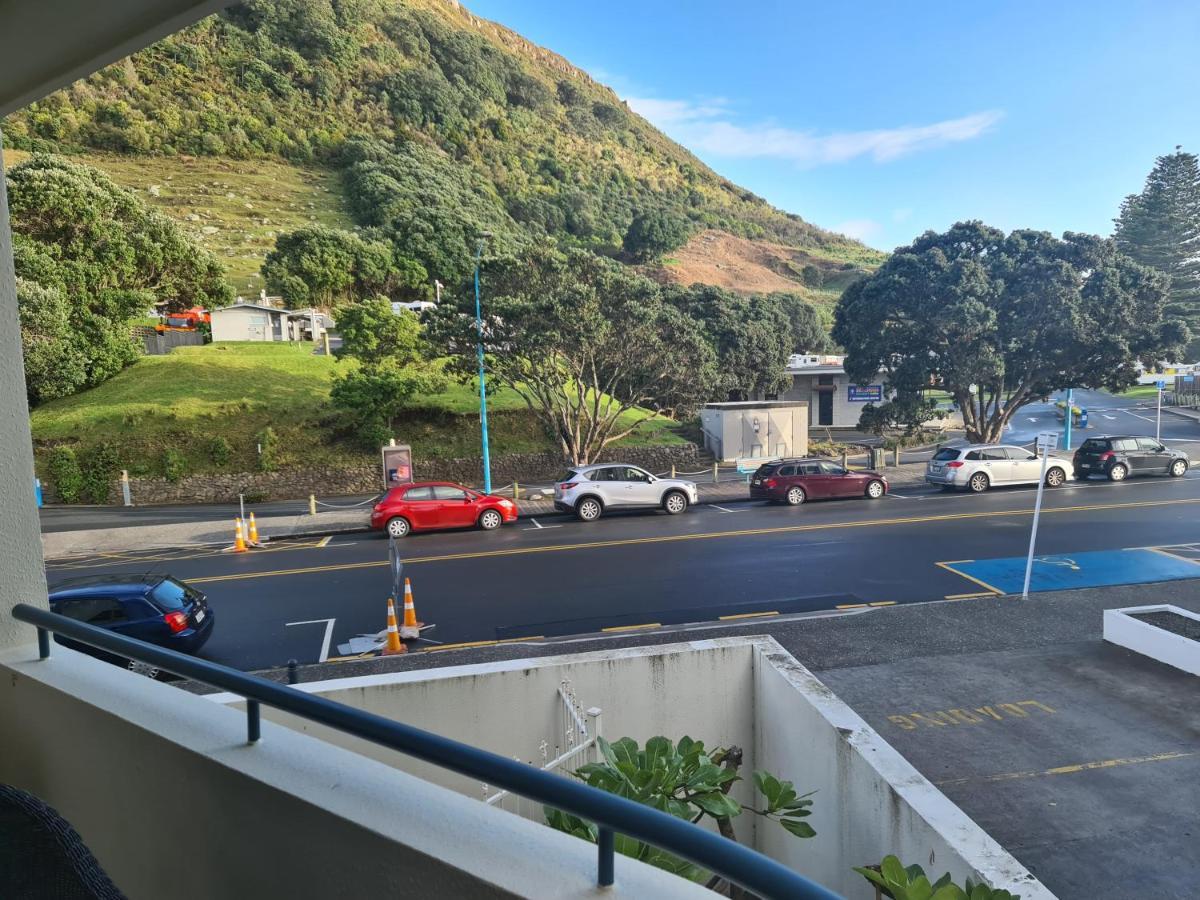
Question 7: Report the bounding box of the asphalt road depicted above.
[1005,388,1198,448]
[44,463,1200,672]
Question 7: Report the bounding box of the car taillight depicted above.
[764,478,778,488]
[944,460,964,468]
[560,482,577,490]
[164,610,189,633]
[1099,451,1114,461]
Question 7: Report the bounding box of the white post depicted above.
[1022,433,1054,601]
[121,470,132,507]
[239,492,245,522]
[1157,383,1163,442]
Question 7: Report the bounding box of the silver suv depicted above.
[926,444,1073,493]
[554,464,699,521]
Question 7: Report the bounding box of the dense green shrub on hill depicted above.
[47,447,83,503]
[8,154,232,403]
[623,210,691,262]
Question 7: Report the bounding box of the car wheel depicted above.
[663,490,688,515]
[968,472,990,493]
[786,486,807,506]
[865,479,885,499]
[1169,459,1189,477]
[386,516,410,538]
[1045,467,1066,487]
[576,497,603,522]
[478,509,503,530]
[1108,463,1128,482]
[127,659,161,680]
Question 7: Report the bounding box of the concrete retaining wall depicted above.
[82,443,702,506]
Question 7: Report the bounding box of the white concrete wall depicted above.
[0,142,50,652]
[211,306,281,342]
[225,639,1052,899]
[782,374,888,429]
[0,644,706,900]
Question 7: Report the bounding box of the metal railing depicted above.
[12,604,840,900]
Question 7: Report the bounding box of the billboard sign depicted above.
[847,384,883,403]
[381,444,413,490]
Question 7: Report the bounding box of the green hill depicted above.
[3,0,879,298]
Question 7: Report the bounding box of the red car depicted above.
[749,458,888,505]
[370,482,518,538]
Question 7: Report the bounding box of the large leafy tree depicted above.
[1114,147,1200,357]
[833,222,1189,444]
[8,154,232,403]
[262,225,429,307]
[623,209,691,262]
[427,246,717,464]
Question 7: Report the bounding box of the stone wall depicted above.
[102,443,704,506]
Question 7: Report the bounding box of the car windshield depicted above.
[150,577,191,611]
[1080,439,1108,452]
[932,448,960,461]
[755,463,780,475]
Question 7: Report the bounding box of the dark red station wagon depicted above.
[749,458,888,506]
[370,481,518,537]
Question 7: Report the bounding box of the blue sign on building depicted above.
[848,384,883,403]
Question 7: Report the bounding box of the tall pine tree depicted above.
[1114,147,1200,357]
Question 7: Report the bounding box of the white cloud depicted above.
[624,96,1002,167]
[832,219,883,241]
[892,207,914,223]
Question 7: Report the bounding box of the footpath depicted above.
[41,462,932,559]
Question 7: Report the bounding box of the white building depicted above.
[210,302,333,342]
[769,354,889,429]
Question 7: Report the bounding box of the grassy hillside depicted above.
[3,0,879,295]
[30,343,689,478]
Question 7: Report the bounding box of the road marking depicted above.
[1144,546,1200,565]
[316,536,332,548]
[868,601,897,607]
[837,603,868,609]
[719,610,780,620]
[530,518,544,529]
[709,504,748,513]
[935,561,1006,595]
[601,622,661,632]
[285,618,335,663]
[1103,414,1117,420]
[187,495,1200,585]
[423,636,545,653]
[944,591,997,600]
[886,492,912,499]
[935,751,1196,787]
[888,699,1056,731]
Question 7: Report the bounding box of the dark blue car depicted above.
[48,574,214,676]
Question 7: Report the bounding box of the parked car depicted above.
[1073,436,1190,482]
[48,574,214,677]
[926,444,1072,493]
[370,481,518,537]
[554,464,698,521]
[749,458,888,505]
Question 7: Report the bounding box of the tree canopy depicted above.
[1114,147,1200,357]
[9,154,232,403]
[833,221,1189,444]
[623,209,691,261]
[426,246,717,464]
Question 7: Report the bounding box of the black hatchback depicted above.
[48,574,214,676]
[1072,435,1190,482]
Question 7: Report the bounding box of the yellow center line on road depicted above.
[719,611,780,620]
[601,623,662,632]
[187,495,1200,585]
[935,750,1197,787]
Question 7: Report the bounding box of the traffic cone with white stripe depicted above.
[382,596,405,655]
[247,512,261,545]
[400,578,423,640]
[232,517,247,553]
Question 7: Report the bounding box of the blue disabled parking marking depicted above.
[944,548,1200,595]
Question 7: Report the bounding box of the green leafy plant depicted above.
[546,736,814,890]
[162,448,186,483]
[47,447,83,503]
[80,442,120,504]
[256,427,279,473]
[854,856,1021,900]
[208,436,233,466]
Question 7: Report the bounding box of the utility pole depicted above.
[1062,387,1074,451]
[1156,379,1164,441]
[1022,432,1056,600]
[474,233,493,493]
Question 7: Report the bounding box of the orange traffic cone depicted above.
[248,512,260,545]
[382,596,405,655]
[232,517,247,553]
[400,578,423,640]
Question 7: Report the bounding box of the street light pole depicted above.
[474,234,492,494]
[1062,387,1073,451]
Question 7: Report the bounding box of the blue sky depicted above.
[467,0,1200,250]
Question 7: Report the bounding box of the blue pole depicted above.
[1062,387,1073,451]
[474,240,492,494]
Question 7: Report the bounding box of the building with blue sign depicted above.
[763,354,889,428]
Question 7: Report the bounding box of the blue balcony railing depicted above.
[13,604,840,899]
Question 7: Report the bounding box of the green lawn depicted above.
[1119,384,1167,400]
[30,342,690,478]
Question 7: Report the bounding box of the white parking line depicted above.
[286,618,335,663]
[709,504,749,513]
[523,517,563,531]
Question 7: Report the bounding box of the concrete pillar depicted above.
[0,137,49,651]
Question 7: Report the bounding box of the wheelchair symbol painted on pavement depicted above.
[1035,556,1081,571]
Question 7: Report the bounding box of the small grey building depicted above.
[772,354,889,428]
[210,303,296,342]
[700,401,809,463]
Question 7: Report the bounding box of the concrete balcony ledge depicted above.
[209,637,1054,899]
[0,643,707,899]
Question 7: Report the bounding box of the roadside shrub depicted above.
[163,448,186,483]
[80,443,120,504]
[257,427,279,472]
[47,447,83,503]
[208,436,233,466]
